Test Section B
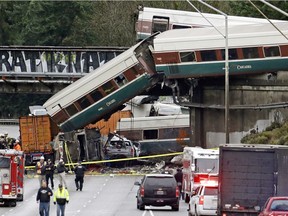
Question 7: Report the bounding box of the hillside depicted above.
[241,122,288,145]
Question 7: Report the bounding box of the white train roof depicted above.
[117,114,189,130]
[140,7,285,27]
[153,22,288,52]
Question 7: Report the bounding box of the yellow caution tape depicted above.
[25,151,183,169]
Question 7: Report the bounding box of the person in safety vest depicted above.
[36,156,47,187]
[53,184,69,216]
[13,139,22,151]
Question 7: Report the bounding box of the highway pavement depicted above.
[0,174,188,216]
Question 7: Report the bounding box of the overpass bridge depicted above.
[0,46,127,94]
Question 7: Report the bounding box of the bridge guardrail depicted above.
[0,119,19,125]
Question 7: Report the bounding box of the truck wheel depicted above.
[137,199,145,210]
[136,200,140,209]
[17,194,24,201]
[171,204,179,211]
[8,201,16,207]
[139,203,145,210]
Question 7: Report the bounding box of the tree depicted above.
[0,2,30,45]
[228,1,288,20]
[20,1,87,46]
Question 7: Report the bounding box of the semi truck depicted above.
[19,115,59,165]
[218,144,288,216]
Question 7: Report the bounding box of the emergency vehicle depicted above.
[182,146,219,203]
[0,149,25,207]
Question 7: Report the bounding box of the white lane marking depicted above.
[141,206,155,216]
[141,210,147,216]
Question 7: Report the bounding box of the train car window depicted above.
[172,24,191,29]
[143,129,158,140]
[220,49,238,60]
[90,88,103,102]
[102,81,116,95]
[65,104,78,117]
[78,96,91,110]
[133,64,144,76]
[180,52,196,62]
[53,110,69,124]
[152,16,169,34]
[264,46,280,57]
[114,74,128,87]
[200,50,217,61]
[124,69,136,81]
[242,47,259,59]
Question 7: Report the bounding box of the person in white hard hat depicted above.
[13,139,22,151]
[35,156,47,187]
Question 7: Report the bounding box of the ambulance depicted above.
[182,146,219,203]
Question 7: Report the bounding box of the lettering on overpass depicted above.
[0,47,126,77]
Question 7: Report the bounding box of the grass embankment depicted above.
[241,122,288,145]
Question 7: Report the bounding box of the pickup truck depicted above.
[104,134,135,161]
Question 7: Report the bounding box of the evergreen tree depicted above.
[20,1,87,46]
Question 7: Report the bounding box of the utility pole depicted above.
[186,0,230,143]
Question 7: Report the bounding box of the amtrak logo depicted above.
[106,99,116,106]
[237,65,252,70]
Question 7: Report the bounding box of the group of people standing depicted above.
[0,133,22,151]
[35,157,86,216]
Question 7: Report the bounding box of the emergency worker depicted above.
[0,134,7,149]
[45,159,55,189]
[174,168,184,200]
[13,140,22,151]
[74,161,87,191]
[3,132,10,147]
[36,180,53,216]
[53,184,69,216]
[56,159,68,189]
[36,156,47,186]
[0,134,5,149]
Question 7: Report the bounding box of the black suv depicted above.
[135,174,180,211]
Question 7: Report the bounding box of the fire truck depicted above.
[182,146,219,203]
[0,149,25,207]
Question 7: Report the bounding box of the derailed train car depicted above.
[43,34,160,132]
[44,22,288,133]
